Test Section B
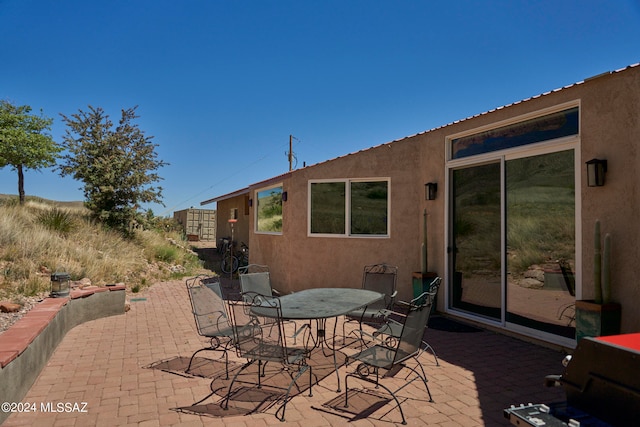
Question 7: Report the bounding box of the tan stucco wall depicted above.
[215,196,250,247]
[578,68,640,332]
[249,136,446,303]
[245,64,640,334]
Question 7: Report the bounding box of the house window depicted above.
[256,184,283,233]
[309,179,389,237]
[451,106,579,159]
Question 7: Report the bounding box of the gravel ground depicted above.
[0,293,49,335]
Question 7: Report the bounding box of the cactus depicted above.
[421,209,428,274]
[594,220,602,304]
[602,233,612,304]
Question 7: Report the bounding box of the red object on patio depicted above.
[595,332,640,352]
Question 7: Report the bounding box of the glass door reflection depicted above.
[450,162,502,320]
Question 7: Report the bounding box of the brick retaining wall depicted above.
[0,286,126,424]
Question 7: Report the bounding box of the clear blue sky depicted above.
[1,0,639,216]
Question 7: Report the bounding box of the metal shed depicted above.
[173,208,216,241]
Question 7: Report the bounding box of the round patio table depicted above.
[251,287,383,320]
[250,287,384,392]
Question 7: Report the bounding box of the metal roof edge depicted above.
[199,171,294,206]
[200,187,249,206]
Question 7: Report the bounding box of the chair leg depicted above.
[274,364,311,422]
[220,360,254,410]
[421,340,439,366]
[186,347,230,379]
[186,336,231,379]
[344,372,408,425]
[402,361,433,403]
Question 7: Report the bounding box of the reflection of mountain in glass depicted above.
[452,107,579,159]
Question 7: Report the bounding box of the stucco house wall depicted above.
[214,195,250,248]
[219,63,639,342]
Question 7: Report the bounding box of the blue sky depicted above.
[1,0,639,216]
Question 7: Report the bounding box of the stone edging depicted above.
[0,286,126,424]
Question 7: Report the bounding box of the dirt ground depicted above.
[188,240,224,275]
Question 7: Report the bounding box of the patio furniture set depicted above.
[185,263,441,424]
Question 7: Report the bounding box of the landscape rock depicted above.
[519,278,544,289]
[0,302,21,313]
[524,266,545,282]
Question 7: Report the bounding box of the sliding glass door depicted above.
[450,162,502,320]
[505,150,575,338]
[449,150,576,338]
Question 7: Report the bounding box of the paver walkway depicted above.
[3,279,566,426]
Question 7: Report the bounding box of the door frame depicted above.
[443,103,582,348]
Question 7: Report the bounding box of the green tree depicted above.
[0,100,59,205]
[59,105,167,233]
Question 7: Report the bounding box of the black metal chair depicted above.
[343,301,434,425]
[185,275,234,379]
[221,291,313,422]
[343,263,398,343]
[238,264,301,342]
[238,264,280,298]
[372,276,442,365]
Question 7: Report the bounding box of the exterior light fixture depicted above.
[282,191,288,202]
[586,158,607,187]
[425,182,437,200]
[50,271,71,298]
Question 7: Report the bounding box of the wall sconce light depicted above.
[50,271,71,298]
[586,158,607,187]
[248,198,253,207]
[282,191,288,202]
[425,182,437,200]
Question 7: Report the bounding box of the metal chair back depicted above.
[362,263,398,311]
[392,303,433,365]
[187,276,231,338]
[227,292,287,362]
[239,272,272,297]
[185,275,234,377]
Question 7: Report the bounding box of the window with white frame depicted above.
[309,179,389,236]
[256,184,283,233]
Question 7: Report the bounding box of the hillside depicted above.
[0,194,85,210]
[0,196,208,301]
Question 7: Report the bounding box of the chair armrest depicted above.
[378,309,406,320]
[409,291,436,306]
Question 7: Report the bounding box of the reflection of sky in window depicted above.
[452,107,579,159]
[258,187,282,200]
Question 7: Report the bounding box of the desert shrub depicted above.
[16,276,49,296]
[37,208,76,235]
[154,245,179,263]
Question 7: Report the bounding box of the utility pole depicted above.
[288,134,293,171]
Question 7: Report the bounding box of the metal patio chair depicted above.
[343,301,434,425]
[239,264,299,339]
[221,292,313,422]
[343,263,398,343]
[185,275,234,379]
[238,264,282,298]
[371,276,442,366]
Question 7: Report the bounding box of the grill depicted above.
[505,333,640,426]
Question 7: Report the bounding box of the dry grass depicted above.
[0,197,205,299]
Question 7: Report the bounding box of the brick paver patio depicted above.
[3,279,566,426]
